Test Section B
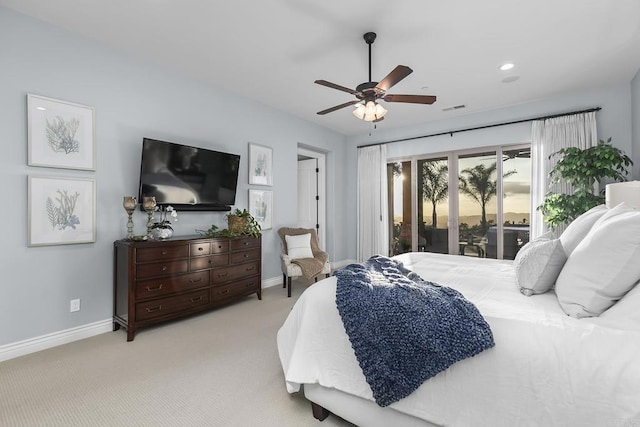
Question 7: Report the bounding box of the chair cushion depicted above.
[285,233,314,260]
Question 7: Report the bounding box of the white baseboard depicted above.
[262,275,283,289]
[0,319,113,363]
[2,264,355,363]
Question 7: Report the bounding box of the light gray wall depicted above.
[0,7,346,346]
[344,83,636,259]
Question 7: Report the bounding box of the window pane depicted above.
[417,158,449,254]
[502,147,531,260]
[458,152,497,258]
[387,161,412,256]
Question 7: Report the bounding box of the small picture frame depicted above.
[249,189,273,230]
[27,94,96,171]
[28,175,96,246]
[248,143,273,186]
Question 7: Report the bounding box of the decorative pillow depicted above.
[559,204,607,256]
[598,280,640,326]
[555,209,640,318]
[285,233,314,260]
[514,236,567,296]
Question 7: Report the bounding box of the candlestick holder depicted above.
[142,196,157,239]
[122,196,137,240]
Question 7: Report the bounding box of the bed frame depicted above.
[305,384,439,427]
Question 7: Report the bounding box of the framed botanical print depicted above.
[248,143,272,186]
[249,189,273,230]
[28,175,96,246]
[27,94,96,171]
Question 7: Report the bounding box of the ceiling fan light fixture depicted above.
[353,101,387,121]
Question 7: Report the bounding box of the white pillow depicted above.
[559,204,607,256]
[555,209,640,318]
[285,233,314,260]
[514,236,567,296]
[598,280,640,327]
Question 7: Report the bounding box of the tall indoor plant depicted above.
[538,138,633,229]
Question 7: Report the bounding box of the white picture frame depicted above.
[28,175,96,246]
[249,189,273,230]
[27,94,96,171]
[248,143,273,186]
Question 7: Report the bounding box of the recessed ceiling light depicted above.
[499,63,515,71]
[502,75,520,83]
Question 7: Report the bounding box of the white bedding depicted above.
[277,252,640,426]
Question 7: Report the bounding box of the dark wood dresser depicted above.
[113,234,261,341]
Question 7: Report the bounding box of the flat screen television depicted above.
[138,138,240,211]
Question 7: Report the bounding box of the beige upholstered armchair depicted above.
[277,227,331,297]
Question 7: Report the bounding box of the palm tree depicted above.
[421,161,448,228]
[459,162,516,233]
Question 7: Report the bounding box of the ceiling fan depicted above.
[315,32,437,122]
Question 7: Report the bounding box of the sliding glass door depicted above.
[417,157,449,254]
[388,144,531,260]
[458,151,497,258]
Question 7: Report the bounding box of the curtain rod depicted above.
[357,107,601,148]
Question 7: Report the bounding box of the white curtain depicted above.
[530,112,598,238]
[357,145,389,261]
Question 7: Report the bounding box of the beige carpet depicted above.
[0,280,354,427]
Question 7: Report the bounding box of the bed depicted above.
[277,203,640,427]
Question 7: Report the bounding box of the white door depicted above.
[297,149,326,250]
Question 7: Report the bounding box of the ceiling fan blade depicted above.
[317,100,360,115]
[383,94,437,104]
[375,65,413,92]
[315,80,358,95]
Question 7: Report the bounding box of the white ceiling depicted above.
[3,0,640,136]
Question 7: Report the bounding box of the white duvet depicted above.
[277,252,640,427]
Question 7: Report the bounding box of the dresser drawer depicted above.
[229,248,261,264]
[190,254,229,271]
[136,259,189,280]
[191,242,210,256]
[211,276,260,301]
[135,289,210,321]
[211,240,229,254]
[211,261,260,284]
[136,245,189,262]
[135,271,210,300]
[230,236,260,251]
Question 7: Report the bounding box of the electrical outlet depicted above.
[70,299,80,312]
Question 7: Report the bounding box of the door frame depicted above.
[297,147,326,250]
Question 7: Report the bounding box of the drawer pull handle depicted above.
[218,272,228,278]
[189,277,202,283]
[244,254,249,258]
[244,242,249,246]
[161,251,167,255]
[218,289,230,295]
[146,284,164,292]
[218,245,223,249]
[198,247,203,251]
[162,266,168,271]
[146,305,163,313]
[190,296,203,303]
[246,266,254,271]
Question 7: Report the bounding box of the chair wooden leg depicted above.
[325,273,330,278]
[287,277,292,298]
[282,273,286,288]
[314,277,318,283]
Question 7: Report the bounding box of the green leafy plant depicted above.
[538,138,633,229]
[196,208,261,238]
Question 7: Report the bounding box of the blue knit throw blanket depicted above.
[335,255,495,407]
